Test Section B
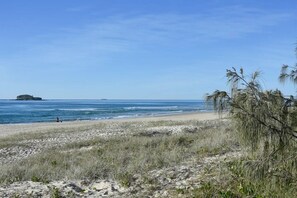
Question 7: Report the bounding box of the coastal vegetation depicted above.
[205,47,297,197]
[0,119,239,197]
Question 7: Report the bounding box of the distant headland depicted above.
[16,94,42,101]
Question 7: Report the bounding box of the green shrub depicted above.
[206,46,297,196]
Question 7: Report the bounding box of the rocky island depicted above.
[16,94,42,100]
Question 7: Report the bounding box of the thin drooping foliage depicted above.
[206,47,297,187]
[207,67,297,151]
[279,45,297,84]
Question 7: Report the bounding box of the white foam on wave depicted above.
[124,106,178,110]
[58,108,98,111]
[93,117,113,120]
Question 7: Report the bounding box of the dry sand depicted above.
[0,112,221,138]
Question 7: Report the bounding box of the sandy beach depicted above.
[0,112,221,138]
[0,111,237,197]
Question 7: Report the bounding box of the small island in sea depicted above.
[16,94,42,101]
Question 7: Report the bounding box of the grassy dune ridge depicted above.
[0,119,235,185]
[1,114,295,197]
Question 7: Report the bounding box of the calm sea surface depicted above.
[0,99,212,124]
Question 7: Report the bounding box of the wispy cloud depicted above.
[87,5,290,43]
[0,5,292,70]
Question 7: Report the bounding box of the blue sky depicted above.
[0,0,296,99]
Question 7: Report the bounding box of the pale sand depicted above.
[0,112,221,138]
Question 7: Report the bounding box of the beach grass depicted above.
[1,116,295,197]
[0,119,236,186]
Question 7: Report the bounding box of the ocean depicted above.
[0,99,212,124]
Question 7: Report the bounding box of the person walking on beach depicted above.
[56,117,60,122]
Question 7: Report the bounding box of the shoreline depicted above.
[0,111,214,125]
[0,111,222,138]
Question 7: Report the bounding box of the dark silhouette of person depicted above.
[56,117,60,122]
